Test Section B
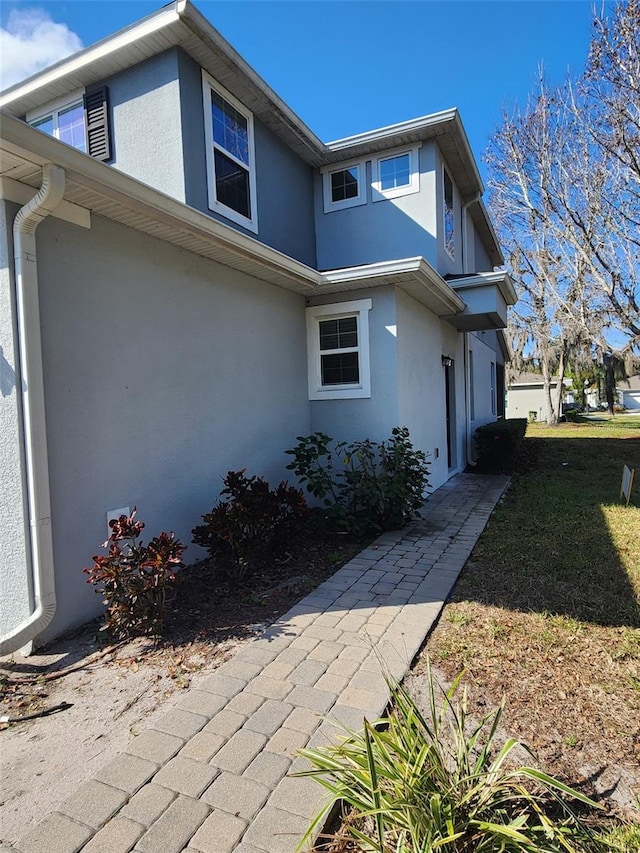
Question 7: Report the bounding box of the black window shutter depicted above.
[83,86,112,161]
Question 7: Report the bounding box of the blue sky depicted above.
[0,1,601,179]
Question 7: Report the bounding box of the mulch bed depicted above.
[0,513,367,719]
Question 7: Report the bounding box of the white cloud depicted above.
[0,8,83,90]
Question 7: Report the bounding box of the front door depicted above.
[445,361,456,469]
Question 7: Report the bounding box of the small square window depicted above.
[330,167,359,203]
[379,153,411,190]
[372,145,420,201]
[306,299,372,399]
[322,159,367,213]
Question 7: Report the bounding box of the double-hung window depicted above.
[306,299,372,399]
[202,72,257,232]
[372,144,420,201]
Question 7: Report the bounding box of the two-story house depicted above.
[0,0,516,650]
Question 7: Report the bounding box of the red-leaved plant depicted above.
[84,509,186,639]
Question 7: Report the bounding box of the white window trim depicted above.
[202,70,258,233]
[321,158,367,213]
[306,299,372,400]
[443,164,455,259]
[371,143,421,202]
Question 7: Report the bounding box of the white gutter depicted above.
[0,164,65,655]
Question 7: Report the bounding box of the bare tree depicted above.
[487,2,639,423]
[487,82,603,423]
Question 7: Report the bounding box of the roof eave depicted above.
[448,270,517,305]
[320,257,465,316]
[0,113,321,293]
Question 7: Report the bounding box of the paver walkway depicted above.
[9,473,509,853]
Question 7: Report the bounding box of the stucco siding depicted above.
[0,201,32,636]
[395,289,465,490]
[104,50,186,202]
[435,147,463,277]
[23,212,310,642]
[315,143,438,271]
[468,332,500,427]
[177,51,317,267]
[308,287,399,442]
[473,225,493,272]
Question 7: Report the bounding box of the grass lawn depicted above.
[420,414,640,834]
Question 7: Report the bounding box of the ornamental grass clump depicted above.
[296,662,604,853]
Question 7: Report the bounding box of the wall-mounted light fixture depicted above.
[441,355,453,368]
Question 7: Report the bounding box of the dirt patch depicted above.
[0,518,365,847]
[421,592,640,819]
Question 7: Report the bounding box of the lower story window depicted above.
[306,299,372,400]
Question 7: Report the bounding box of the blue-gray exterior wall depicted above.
[315,143,438,271]
[103,50,187,202]
[101,48,316,267]
[471,330,505,364]
[308,287,399,442]
[4,210,310,643]
[177,50,317,266]
[473,227,493,272]
[395,290,466,489]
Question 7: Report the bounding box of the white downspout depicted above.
[0,164,65,655]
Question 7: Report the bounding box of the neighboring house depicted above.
[505,371,574,421]
[618,375,640,410]
[0,0,516,650]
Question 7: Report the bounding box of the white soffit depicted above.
[0,114,321,294]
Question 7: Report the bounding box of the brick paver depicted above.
[10,473,508,853]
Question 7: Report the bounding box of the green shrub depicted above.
[474,418,527,473]
[192,469,307,583]
[285,427,430,535]
[564,408,581,423]
[297,662,604,853]
[84,510,185,639]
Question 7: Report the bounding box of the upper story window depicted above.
[202,71,257,232]
[322,159,366,213]
[27,91,87,153]
[372,144,420,201]
[27,88,112,161]
[32,102,86,152]
[443,167,455,258]
[306,299,372,399]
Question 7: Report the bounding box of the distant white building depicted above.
[618,376,640,411]
[505,372,574,421]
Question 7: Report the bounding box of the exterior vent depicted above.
[84,86,112,161]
